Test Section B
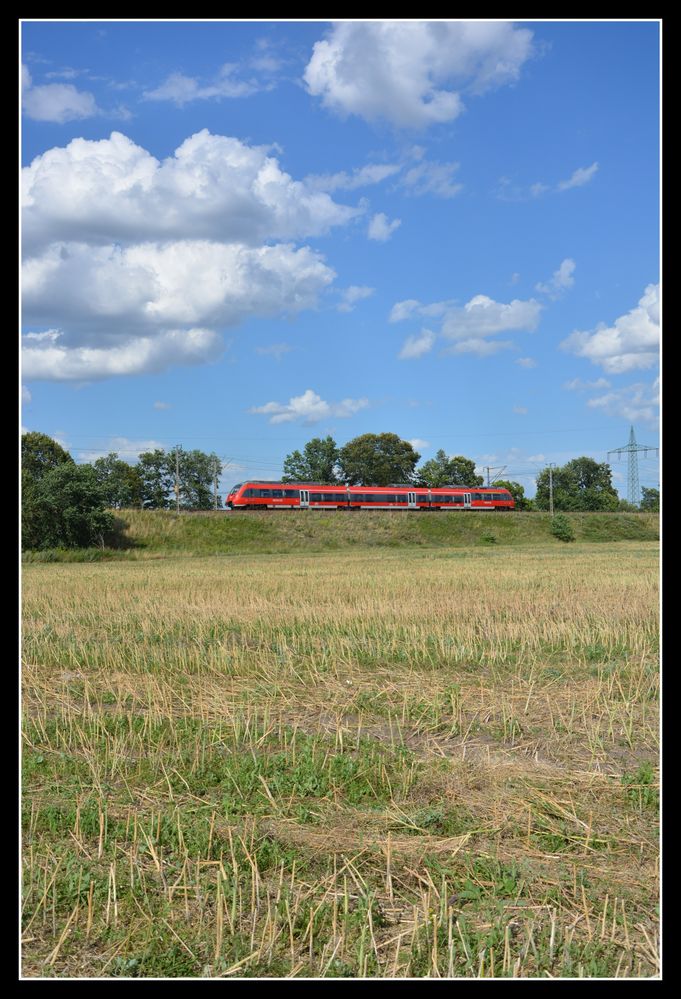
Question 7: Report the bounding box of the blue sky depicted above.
[20,19,661,500]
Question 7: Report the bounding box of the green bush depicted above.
[550,513,575,542]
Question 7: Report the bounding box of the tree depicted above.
[535,457,619,512]
[337,433,421,486]
[137,448,222,510]
[21,431,74,482]
[93,453,143,509]
[282,436,339,483]
[492,479,534,511]
[640,487,660,512]
[22,463,114,550]
[177,449,222,510]
[416,450,483,488]
[137,449,174,509]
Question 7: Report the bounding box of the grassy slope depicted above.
[39,509,659,560]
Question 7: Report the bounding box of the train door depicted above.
[300,489,309,509]
[463,493,472,509]
[408,491,417,510]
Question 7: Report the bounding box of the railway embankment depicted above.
[22,509,659,561]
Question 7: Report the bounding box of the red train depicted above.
[226,482,515,511]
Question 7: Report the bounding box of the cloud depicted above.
[397,156,462,198]
[393,293,542,358]
[560,283,660,374]
[535,258,576,299]
[22,328,224,382]
[77,436,167,462]
[512,405,528,415]
[22,240,335,379]
[367,213,401,241]
[557,162,599,191]
[22,385,32,404]
[409,438,430,450]
[443,337,515,357]
[515,357,537,368]
[398,329,436,360]
[153,400,172,409]
[250,388,369,424]
[305,162,401,192]
[23,81,99,123]
[441,295,542,342]
[564,377,611,392]
[586,377,659,428]
[496,164,598,202]
[24,240,335,330]
[22,130,359,254]
[338,285,375,312]
[142,64,264,106]
[304,21,534,128]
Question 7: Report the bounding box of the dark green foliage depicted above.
[493,479,533,510]
[22,462,114,550]
[337,433,420,486]
[93,452,143,509]
[137,447,222,510]
[416,450,483,487]
[535,457,619,512]
[640,487,660,512]
[550,513,575,542]
[177,448,222,509]
[282,436,339,483]
[137,449,175,509]
[21,430,74,481]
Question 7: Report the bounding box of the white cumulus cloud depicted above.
[393,293,542,358]
[304,21,534,128]
[23,328,223,382]
[250,389,369,424]
[22,130,359,254]
[561,283,660,374]
[21,129,353,381]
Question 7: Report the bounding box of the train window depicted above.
[259,489,272,498]
[471,494,482,501]
[270,490,283,498]
[310,493,322,501]
[284,489,300,498]
[244,488,254,497]
[417,495,429,503]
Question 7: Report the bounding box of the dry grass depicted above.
[22,542,659,978]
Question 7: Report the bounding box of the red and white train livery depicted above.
[226,482,515,511]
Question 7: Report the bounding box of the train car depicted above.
[227,481,515,511]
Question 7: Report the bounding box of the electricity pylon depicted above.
[608,426,659,506]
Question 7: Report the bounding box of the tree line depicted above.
[281,434,659,512]
[21,430,659,551]
[21,433,224,550]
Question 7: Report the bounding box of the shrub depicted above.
[551,513,575,542]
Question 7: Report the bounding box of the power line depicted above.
[607,426,659,506]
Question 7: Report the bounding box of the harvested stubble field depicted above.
[22,540,660,978]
